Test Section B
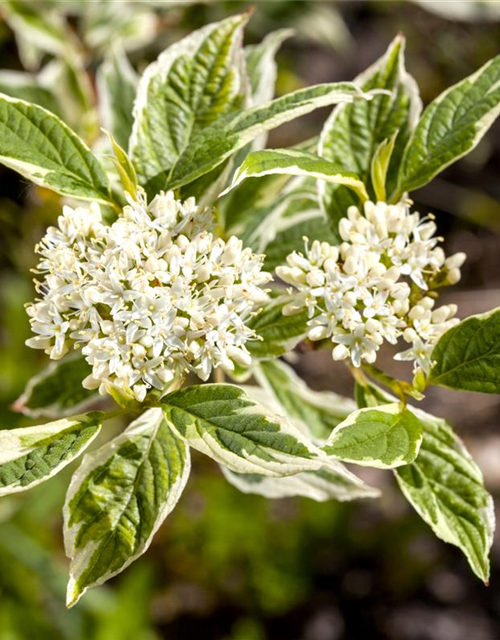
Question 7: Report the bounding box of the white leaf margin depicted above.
[63,408,191,607]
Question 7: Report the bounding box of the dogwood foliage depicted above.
[1,14,499,604]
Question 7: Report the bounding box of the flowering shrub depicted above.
[1,11,500,606]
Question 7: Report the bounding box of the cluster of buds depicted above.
[277,200,464,372]
[26,190,271,401]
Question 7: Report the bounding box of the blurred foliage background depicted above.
[1,2,500,639]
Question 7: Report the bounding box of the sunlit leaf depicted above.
[162,383,330,476]
[14,355,97,419]
[64,408,190,607]
[0,94,111,203]
[395,54,500,199]
[324,403,423,469]
[0,412,102,496]
[429,308,500,393]
[319,35,421,234]
[130,14,248,189]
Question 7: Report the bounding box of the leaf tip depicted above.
[244,5,257,19]
[66,577,84,609]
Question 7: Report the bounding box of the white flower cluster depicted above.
[26,191,271,401]
[276,200,465,372]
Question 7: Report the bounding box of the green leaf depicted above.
[64,408,190,607]
[255,360,356,441]
[221,172,290,235]
[162,383,330,476]
[1,0,70,59]
[245,294,310,359]
[395,54,500,199]
[130,14,248,189]
[245,29,293,107]
[324,403,423,469]
[104,130,138,198]
[82,1,155,56]
[220,137,318,234]
[319,35,421,235]
[221,464,379,502]
[229,175,317,251]
[224,148,369,201]
[165,82,373,192]
[0,412,102,497]
[97,46,138,150]
[13,355,97,419]
[0,94,111,203]
[357,381,494,582]
[371,132,398,202]
[0,70,62,117]
[225,382,379,501]
[429,308,500,393]
[230,178,335,272]
[39,57,96,138]
[396,411,494,582]
[241,28,293,154]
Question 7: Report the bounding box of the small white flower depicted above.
[277,200,464,372]
[26,190,271,400]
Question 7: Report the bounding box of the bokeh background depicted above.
[1,2,500,639]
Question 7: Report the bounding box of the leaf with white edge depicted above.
[245,294,310,360]
[220,136,318,234]
[429,308,500,394]
[229,177,334,271]
[319,35,421,235]
[165,82,374,191]
[0,0,70,58]
[394,53,500,200]
[224,149,369,201]
[242,28,293,152]
[97,46,138,150]
[221,464,380,502]
[64,408,190,607]
[162,384,330,477]
[0,94,112,203]
[13,355,97,419]
[256,360,356,441]
[224,28,292,187]
[396,413,494,582]
[130,14,248,189]
[232,176,317,252]
[324,403,423,469]
[245,29,293,107]
[0,70,62,117]
[228,383,378,501]
[0,412,102,497]
[38,58,95,136]
[357,380,495,582]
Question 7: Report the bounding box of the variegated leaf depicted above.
[0,412,103,496]
[64,408,190,606]
[162,383,330,476]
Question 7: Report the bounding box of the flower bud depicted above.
[445,252,466,269]
[447,268,461,285]
[332,344,349,361]
[308,325,329,341]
